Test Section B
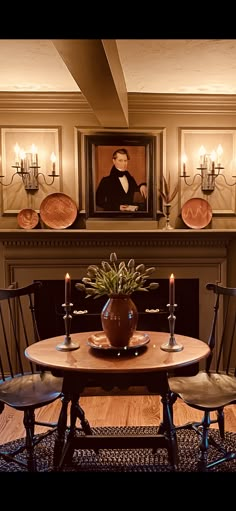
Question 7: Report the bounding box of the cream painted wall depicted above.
[1,93,236,231]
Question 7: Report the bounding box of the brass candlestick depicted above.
[160,303,183,352]
[56,302,80,351]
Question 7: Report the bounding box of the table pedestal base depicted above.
[53,372,178,471]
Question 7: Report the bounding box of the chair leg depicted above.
[23,408,37,472]
[197,411,211,471]
[217,408,225,439]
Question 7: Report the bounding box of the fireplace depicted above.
[1,228,229,355]
[35,278,199,341]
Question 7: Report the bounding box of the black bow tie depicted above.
[117,171,127,178]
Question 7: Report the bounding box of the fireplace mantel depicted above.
[1,228,236,344]
[0,228,235,249]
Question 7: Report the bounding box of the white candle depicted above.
[31,144,38,166]
[65,273,71,304]
[14,143,20,166]
[50,152,56,175]
[211,150,216,174]
[169,273,175,306]
[216,144,223,166]
[182,154,187,176]
[19,149,26,171]
[199,146,206,166]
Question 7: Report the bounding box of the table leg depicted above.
[53,393,70,469]
[57,394,93,470]
[160,390,178,469]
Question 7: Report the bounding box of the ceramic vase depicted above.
[101,294,138,348]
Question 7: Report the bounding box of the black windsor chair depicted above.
[169,283,236,471]
[0,281,63,471]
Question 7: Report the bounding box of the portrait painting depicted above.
[84,132,157,219]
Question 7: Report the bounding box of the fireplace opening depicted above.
[34,278,199,341]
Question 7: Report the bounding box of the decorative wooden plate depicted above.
[40,193,77,229]
[181,198,212,229]
[17,208,39,229]
[87,331,150,351]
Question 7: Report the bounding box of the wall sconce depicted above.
[180,144,236,193]
[0,143,59,192]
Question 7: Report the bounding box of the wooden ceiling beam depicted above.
[52,39,129,128]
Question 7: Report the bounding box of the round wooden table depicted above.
[25,330,210,471]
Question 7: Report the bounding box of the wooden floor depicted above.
[0,395,236,444]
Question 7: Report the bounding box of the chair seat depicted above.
[169,371,236,409]
[0,372,63,409]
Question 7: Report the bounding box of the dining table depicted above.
[25,330,210,471]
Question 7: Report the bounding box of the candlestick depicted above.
[160,302,183,352]
[56,301,80,352]
[65,273,71,305]
[169,273,175,306]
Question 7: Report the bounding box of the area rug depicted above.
[0,426,235,472]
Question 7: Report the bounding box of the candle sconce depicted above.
[0,147,59,192]
[181,144,236,194]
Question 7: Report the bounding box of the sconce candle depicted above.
[182,154,187,176]
[169,273,175,306]
[217,144,223,166]
[65,273,71,304]
[14,143,20,166]
[31,144,38,166]
[20,150,26,172]
[50,152,56,175]
[199,145,206,167]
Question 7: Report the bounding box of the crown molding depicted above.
[0,92,236,116]
[0,92,92,113]
[128,93,236,115]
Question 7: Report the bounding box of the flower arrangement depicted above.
[75,252,159,299]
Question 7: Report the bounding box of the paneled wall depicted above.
[1,93,236,230]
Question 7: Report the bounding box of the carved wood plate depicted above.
[40,193,77,229]
[87,331,150,351]
[17,208,39,229]
[181,198,212,229]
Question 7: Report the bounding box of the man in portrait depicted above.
[95,148,147,212]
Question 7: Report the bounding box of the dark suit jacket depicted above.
[96,166,146,211]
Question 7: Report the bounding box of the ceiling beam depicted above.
[52,39,129,128]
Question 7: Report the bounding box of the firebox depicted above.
[34,278,199,341]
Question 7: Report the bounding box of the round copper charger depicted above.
[39,192,77,229]
[181,198,212,229]
[17,209,39,230]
